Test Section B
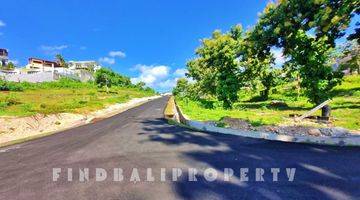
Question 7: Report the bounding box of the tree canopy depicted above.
[175,0,359,116]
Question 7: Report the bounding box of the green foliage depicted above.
[259,69,282,100]
[338,41,360,74]
[0,83,156,116]
[248,0,358,106]
[135,81,146,89]
[172,78,198,99]
[1,62,16,70]
[19,78,93,90]
[172,78,188,97]
[94,68,131,89]
[177,75,360,130]
[0,79,24,91]
[187,25,244,108]
[292,30,344,104]
[55,54,68,68]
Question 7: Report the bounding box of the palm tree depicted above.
[55,54,68,68]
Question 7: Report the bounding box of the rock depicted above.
[205,121,217,127]
[308,128,321,136]
[319,128,332,136]
[221,117,251,130]
[320,127,349,137]
[331,127,349,137]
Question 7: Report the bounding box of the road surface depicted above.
[0,96,359,200]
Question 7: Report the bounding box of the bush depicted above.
[0,80,24,91]
[0,94,21,108]
[95,68,132,88]
[18,78,94,90]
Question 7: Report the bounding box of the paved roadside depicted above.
[0,96,359,200]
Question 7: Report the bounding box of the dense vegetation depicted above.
[177,75,360,130]
[175,0,359,118]
[0,69,156,116]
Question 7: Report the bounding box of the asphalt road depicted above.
[0,96,359,200]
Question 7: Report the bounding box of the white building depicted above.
[25,58,64,73]
[68,61,101,72]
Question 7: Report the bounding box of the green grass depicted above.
[177,75,360,130]
[0,79,156,116]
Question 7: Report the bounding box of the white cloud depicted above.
[98,50,126,65]
[157,78,178,89]
[79,46,87,50]
[271,48,285,66]
[174,68,188,77]
[99,57,115,65]
[131,65,170,87]
[40,45,68,55]
[109,51,126,58]
[0,20,5,27]
[131,65,191,92]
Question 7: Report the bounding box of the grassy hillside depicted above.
[177,75,360,130]
[0,79,156,116]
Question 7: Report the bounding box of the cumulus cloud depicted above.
[0,20,5,27]
[157,78,178,89]
[174,68,188,77]
[40,45,68,55]
[99,57,115,65]
[109,51,126,58]
[98,50,126,65]
[130,65,170,86]
[131,65,190,92]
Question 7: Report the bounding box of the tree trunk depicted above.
[260,87,270,101]
[296,75,301,99]
[222,99,232,110]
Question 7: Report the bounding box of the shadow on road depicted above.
[139,118,360,200]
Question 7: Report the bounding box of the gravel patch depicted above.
[217,117,356,137]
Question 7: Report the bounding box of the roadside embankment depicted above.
[166,97,360,147]
[0,95,161,147]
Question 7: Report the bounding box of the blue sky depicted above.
[0,0,357,92]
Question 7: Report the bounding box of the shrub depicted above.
[0,80,24,91]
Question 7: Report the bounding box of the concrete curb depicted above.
[0,95,161,148]
[171,99,360,147]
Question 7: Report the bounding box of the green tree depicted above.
[289,30,343,105]
[2,62,15,70]
[94,68,133,92]
[135,81,146,89]
[55,54,68,68]
[339,41,360,74]
[95,68,111,92]
[240,37,280,100]
[249,0,358,116]
[173,78,189,97]
[187,25,244,109]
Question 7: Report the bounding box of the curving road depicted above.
[0,96,359,200]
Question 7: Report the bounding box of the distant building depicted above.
[0,68,20,74]
[25,58,62,73]
[0,48,9,67]
[68,61,101,72]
